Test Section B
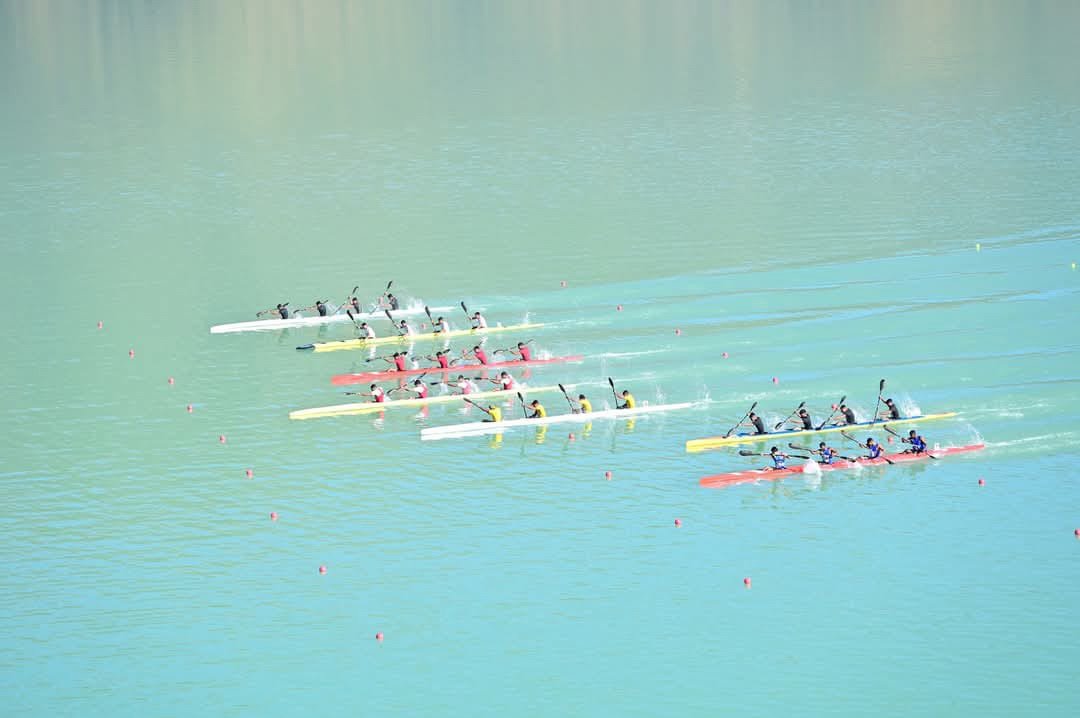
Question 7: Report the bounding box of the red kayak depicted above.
[330,354,585,386]
[699,443,986,489]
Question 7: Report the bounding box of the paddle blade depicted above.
[879,379,886,392]
[461,301,469,315]
[385,280,393,292]
[738,450,758,456]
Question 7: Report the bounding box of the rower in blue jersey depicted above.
[864,437,884,460]
[766,446,789,470]
[812,441,836,465]
[902,430,927,454]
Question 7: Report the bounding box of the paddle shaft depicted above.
[724,401,758,438]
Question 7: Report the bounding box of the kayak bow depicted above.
[211,304,451,334]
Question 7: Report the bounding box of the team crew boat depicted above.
[297,322,543,352]
[699,443,986,489]
[420,400,701,441]
[211,303,451,334]
[331,354,583,386]
[685,412,958,452]
[289,384,564,420]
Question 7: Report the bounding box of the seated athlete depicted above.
[527,400,547,419]
[901,430,927,454]
[787,407,813,430]
[878,398,902,421]
[810,441,836,464]
[617,389,635,410]
[766,446,790,471]
[864,437,884,460]
[470,311,488,329]
[573,394,592,414]
[741,411,767,435]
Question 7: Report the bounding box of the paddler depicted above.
[432,316,450,334]
[257,302,290,319]
[373,351,409,371]
[398,379,428,399]
[788,407,813,430]
[526,399,547,419]
[901,429,927,454]
[361,384,386,403]
[465,345,490,365]
[811,441,836,465]
[396,319,415,337]
[765,446,790,471]
[740,411,768,435]
[449,375,478,395]
[863,437,884,460]
[298,300,329,317]
[573,394,592,414]
[616,389,636,410]
[384,292,400,311]
[878,398,902,421]
[486,371,515,392]
[426,350,452,369]
[349,297,362,314]
[470,311,488,330]
[837,404,857,425]
[358,322,376,339]
[479,404,502,423]
[502,341,532,361]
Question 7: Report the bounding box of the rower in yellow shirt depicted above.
[618,389,635,410]
[527,400,547,419]
[575,394,592,414]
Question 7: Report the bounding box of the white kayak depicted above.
[210,302,453,334]
[420,401,701,440]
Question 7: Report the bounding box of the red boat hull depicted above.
[700,444,986,489]
[330,355,584,386]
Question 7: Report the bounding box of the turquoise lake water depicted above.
[2,2,1079,715]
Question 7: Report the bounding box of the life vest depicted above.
[500,376,515,391]
[819,447,834,464]
[622,393,636,409]
[910,436,926,452]
[475,349,488,365]
[436,354,450,369]
[578,398,592,414]
[487,406,502,422]
[771,453,787,469]
[371,387,385,403]
[519,346,531,361]
[393,355,406,371]
[868,443,882,459]
[531,404,547,418]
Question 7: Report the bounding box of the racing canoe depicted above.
[211,303,451,334]
[297,322,544,353]
[420,401,700,440]
[289,384,564,420]
[699,443,986,489]
[331,354,584,385]
[685,412,958,452]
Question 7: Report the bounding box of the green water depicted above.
[3,2,1079,715]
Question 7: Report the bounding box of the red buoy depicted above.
[674,518,681,527]
[560,280,567,287]
[168,377,175,385]
[186,404,194,413]
[245,468,253,478]
[722,352,729,359]
[269,512,278,521]
[604,471,612,480]
[97,321,103,329]
[319,565,327,575]
[978,478,985,486]
[219,435,227,444]
[743,577,752,588]
[129,349,135,358]
[616,304,623,311]
[375,632,384,641]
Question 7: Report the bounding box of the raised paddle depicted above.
[723,401,758,438]
[424,305,435,327]
[345,309,363,332]
[462,396,493,419]
[774,401,806,430]
[517,391,528,418]
[841,430,893,465]
[883,425,938,458]
[871,379,886,424]
[815,395,847,430]
[558,383,575,412]
[608,377,619,407]
[336,285,359,314]
[460,301,470,320]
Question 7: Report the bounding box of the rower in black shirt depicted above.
[878,398,902,421]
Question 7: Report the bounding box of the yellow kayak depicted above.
[296,322,544,353]
[289,384,564,420]
[685,412,959,452]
